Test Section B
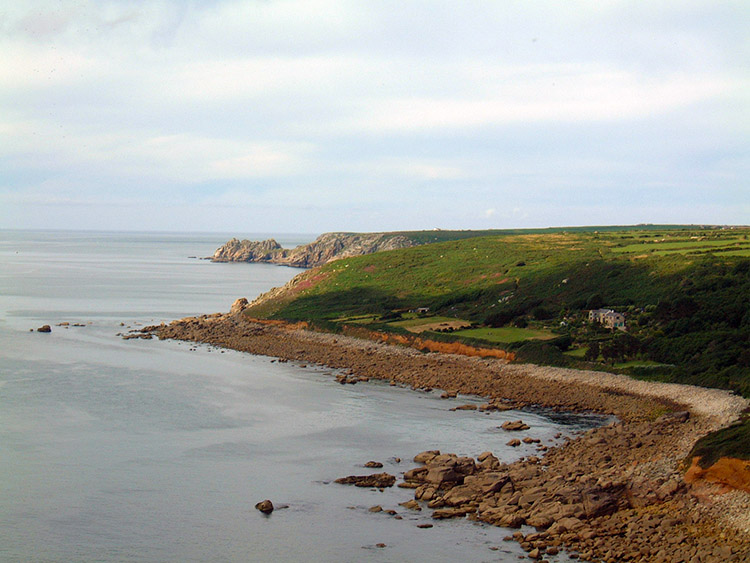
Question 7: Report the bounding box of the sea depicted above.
[0,230,604,562]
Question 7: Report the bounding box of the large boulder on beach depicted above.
[582,488,619,518]
[37,325,51,333]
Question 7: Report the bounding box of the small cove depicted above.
[0,231,605,562]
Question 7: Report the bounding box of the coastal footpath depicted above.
[135,305,750,562]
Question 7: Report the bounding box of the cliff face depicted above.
[211,238,283,262]
[211,232,418,268]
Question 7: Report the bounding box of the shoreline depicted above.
[137,310,750,561]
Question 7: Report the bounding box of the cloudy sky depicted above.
[1,1,747,233]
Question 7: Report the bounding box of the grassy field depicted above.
[564,347,588,358]
[254,227,747,322]
[388,315,462,329]
[613,360,674,369]
[451,326,556,343]
[243,225,750,463]
[246,225,750,398]
[612,235,750,256]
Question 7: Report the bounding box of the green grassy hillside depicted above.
[247,226,750,397]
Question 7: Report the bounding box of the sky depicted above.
[1,0,748,233]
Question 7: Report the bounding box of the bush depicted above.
[532,306,553,320]
[379,310,403,321]
[514,341,571,367]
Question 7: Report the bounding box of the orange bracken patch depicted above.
[684,456,750,494]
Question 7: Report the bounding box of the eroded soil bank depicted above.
[135,310,750,562]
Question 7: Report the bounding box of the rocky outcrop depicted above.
[211,232,419,268]
[335,473,396,488]
[229,298,249,315]
[212,238,283,262]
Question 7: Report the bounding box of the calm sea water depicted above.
[0,231,601,562]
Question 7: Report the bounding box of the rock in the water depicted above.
[451,404,478,411]
[399,499,422,511]
[501,420,530,431]
[37,325,51,333]
[335,473,396,488]
[255,499,274,514]
[364,461,384,468]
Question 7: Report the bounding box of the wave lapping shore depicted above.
[135,309,750,562]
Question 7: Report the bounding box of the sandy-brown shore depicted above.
[135,309,750,562]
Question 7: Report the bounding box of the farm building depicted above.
[589,308,626,331]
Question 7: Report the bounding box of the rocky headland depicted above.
[132,303,750,562]
[210,232,419,268]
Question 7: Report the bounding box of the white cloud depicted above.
[346,69,732,132]
[0,0,746,232]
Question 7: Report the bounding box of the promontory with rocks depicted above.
[211,231,421,268]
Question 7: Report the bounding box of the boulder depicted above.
[442,485,477,506]
[255,499,274,514]
[497,513,526,528]
[502,420,530,431]
[425,466,464,487]
[451,404,478,411]
[432,506,474,519]
[414,450,440,463]
[415,484,438,501]
[481,475,514,495]
[230,298,249,315]
[403,466,429,481]
[335,473,396,488]
[399,499,422,511]
[37,325,52,333]
[582,488,619,518]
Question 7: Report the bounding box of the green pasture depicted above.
[388,316,465,329]
[612,233,749,255]
[563,347,588,358]
[451,326,556,343]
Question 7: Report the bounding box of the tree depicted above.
[585,341,600,361]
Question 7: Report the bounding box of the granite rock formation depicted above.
[211,232,418,268]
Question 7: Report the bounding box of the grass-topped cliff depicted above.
[246,226,750,398]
